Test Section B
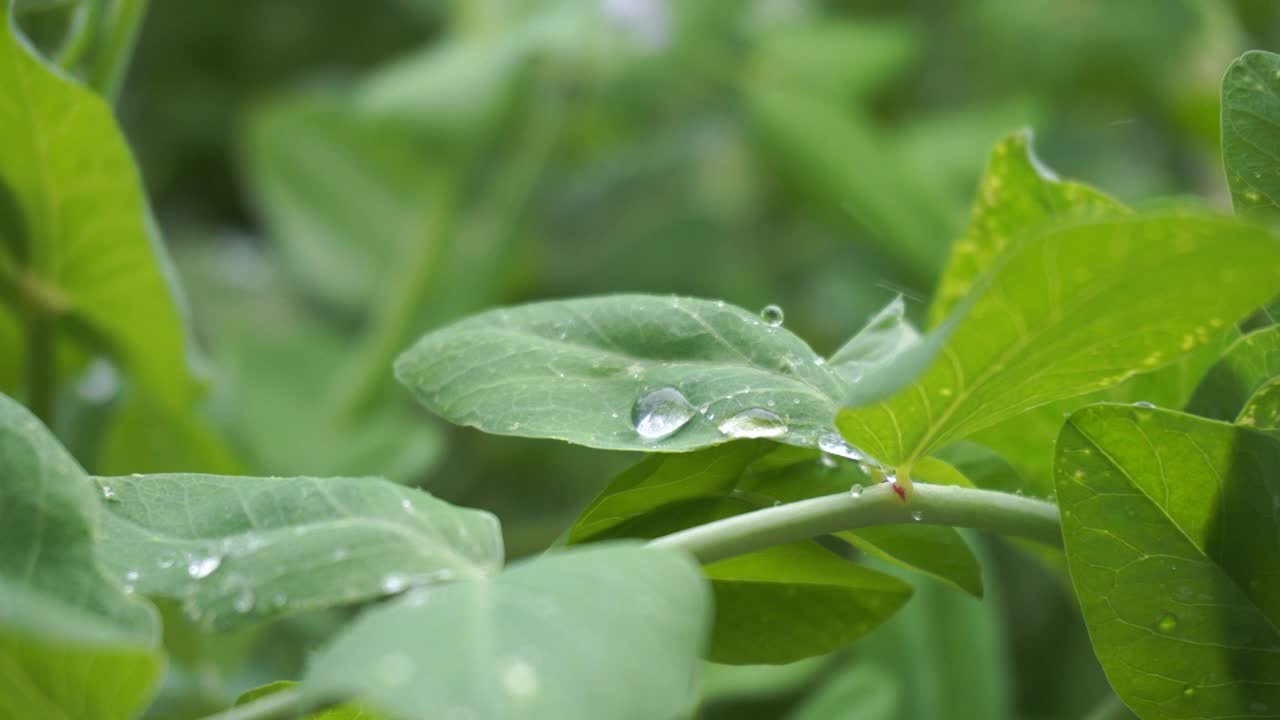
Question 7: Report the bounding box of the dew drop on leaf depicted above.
[717,408,787,439]
[1133,401,1156,408]
[910,510,924,522]
[759,304,784,326]
[187,554,222,579]
[819,454,838,469]
[631,387,695,440]
[849,483,864,497]
[381,574,409,594]
[100,483,118,501]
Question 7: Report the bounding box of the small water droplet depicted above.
[849,484,864,497]
[759,304,784,326]
[718,408,787,438]
[382,574,410,594]
[1133,401,1156,408]
[233,589,254,613]
[910,510,924,522]
[819,454,838,469]
[125,570,140,582]
[157,553,177,569]
[1157,612,1178,633]
[187,554,222,579]
[100,484,117,501]
[401,498,416,514]
[632,387,696,440]
[503,658,540,697]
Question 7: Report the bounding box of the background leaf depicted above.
[304,543,710,720]
[96,471,503,630]
[1222,50,1280,221]
[1186,326,1280,424]
[0,393,164,719]
[1056,405,1280,719]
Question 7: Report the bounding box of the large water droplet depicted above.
[187,554,222,579]
[759,304,784,326]
[718,408,787,439]
[818,432,865,461]
[632,387,695,440]
[1157,612,1178,633]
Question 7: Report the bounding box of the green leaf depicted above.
[837,214,1280,476]
[0,9,230,472]
[851,548,1012,720]
[568,441,772,542]
[786,663,900,720]
[0,14,176,383]
[1055,405,1280,719]
[235,682,383,719]
[244,95,451,311]
[0,393,163,719]
[95,471,503,631]
[1186,326,1280,424]
[828,295,921,385]
[304,543,710,720]
[1239,377,1280,430]
[704,542,913,665]
[1222,50,1280,221]
[927,130,1125,326]
[396,295,848,452]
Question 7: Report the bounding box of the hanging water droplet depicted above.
[632,387,695,440]
[233,589,255,613]
[849,483,864,497]
[187,554,222,579]
[1157,612,1178,633]
[818,432,865,461]
[718,408,787,438]
[759,304,784,326]
[819,454,838,469]
[910,510,923,522]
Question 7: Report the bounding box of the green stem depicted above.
[87,0,148,102]
[198,687,325,720]
[55,0,97,69]
[648,482,1061,564]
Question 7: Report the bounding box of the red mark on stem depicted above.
[892,483,906,501]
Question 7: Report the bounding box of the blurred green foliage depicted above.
[8,0,1280,717]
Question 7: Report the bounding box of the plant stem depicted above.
[649,482,1061,564]
[88,0,149,102]
[198,687,326,720]
[21,296,54,425]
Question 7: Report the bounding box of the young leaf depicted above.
[304,543,710,720]
[927,130,1125,326]
[96,472,503,631]
[1056,405,1280,719]
[837,214,1280,477]
[1185,326,1280,424]
[395,295,848,451]
[828,295,921,385]
[705,542,913,665]
[1222,50,1280,221]
[0,393,163,719]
